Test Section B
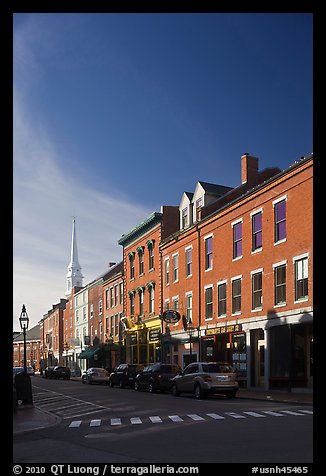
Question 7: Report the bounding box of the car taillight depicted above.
[203,375,212,382]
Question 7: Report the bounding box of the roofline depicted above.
[160,154,313,247]
[118,212,162,247]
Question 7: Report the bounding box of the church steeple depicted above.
[66,217,83,297]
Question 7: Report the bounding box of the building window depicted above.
[83,306,87,320]
[274,263,286,305]
[76,310,79,322]
[105,289,109,309]
[205,236,213,270]
[172,296,179,311]
[186,293,192,322]
[115,314,119,337]
[164,299,170,311]
[274,198,287,243]
[138,288,144,315]
[217,282,227,317]
[165,258,170,286]
[114,285,119,306]
[149,286,154,314]
[232,278,242,314]
[233,221,242,259]
[205,286,213,320]
[147,241,155,271]
[196,198,202,221]
[294,256,308,301]
[172,253,179,282]
[185,247,192,277]
[129,292,135,316]
[110,287,114,308]
[119,282,123,304]
[252,271,263,310]
[252,211,262,251]
[99,299,103,315]
[138,247,144,275]
[129,253,135,279]
[182,208,188,229]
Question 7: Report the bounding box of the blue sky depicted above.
[13,13,313,329]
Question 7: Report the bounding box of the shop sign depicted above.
[149,327,161,342]
[206,324,242,335]
[161,310,181,324]
[129,333,137,344]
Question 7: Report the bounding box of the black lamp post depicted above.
[187,321,195,363]
[105,334,113,371]
[19,304,30,373]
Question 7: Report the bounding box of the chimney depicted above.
[241,153,259,185]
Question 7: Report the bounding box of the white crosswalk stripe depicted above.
[169,415,184,422]
[130,417,142,424]
[90,419,101,427]
[206,413,225,420]
[188,414,205,421]
[225,412,246,419]
[110,418,122,425]
[262,411,285,417]
[69,420,82,428]
[280,410,306,416]
[149,416,162,423]
[298,409,313,414]
[243,411,267,418]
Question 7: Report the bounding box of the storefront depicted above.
[202,324,247,387]
[125,319,162,365]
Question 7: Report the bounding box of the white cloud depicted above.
[13,95,151,330]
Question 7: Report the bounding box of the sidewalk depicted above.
[13,385,313,436]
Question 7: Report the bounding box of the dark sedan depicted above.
[134,363,182,393]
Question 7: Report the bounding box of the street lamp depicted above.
[19,304,29,373]
[187,321,195,363]
[105,334,113,371]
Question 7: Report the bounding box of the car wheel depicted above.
[172,384,179,397]
[109,380,114,388]
[149,381,155,393]
[119,380,124,389]
[194,384,206,399]
[82,379,85,384]
[134,381,140,391]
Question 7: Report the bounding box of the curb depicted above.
[13,407,62,436]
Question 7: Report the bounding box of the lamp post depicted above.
[19,304,29,373]
[64,341,69,367]
[105,334,113,372]
[187,321,195,363]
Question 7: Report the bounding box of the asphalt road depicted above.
[13,377,313,464]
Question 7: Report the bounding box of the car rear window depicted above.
[159,365,179,373]
[202,363,234,373]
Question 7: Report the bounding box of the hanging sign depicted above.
[161,310,181,324]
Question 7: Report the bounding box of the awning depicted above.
[78,347,101,359]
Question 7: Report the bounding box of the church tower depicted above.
[66,217,83,297]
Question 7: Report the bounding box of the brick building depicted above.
[13,325,41,371]
[160,154,313,390]
[118,207,179,365]
[39,298,67,369]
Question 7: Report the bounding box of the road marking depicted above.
[90,419,101,427]
[168,415,184,422]
[280,410,306,416]
[298,409,313,414]
[69,420,82,428]
[243,411,266,418]
[110,418,122,426]
[187,414,205,421]
[130,417,142,424]
[262,411,285,417]
[63,409,107,419]
[149,416,162,423]
[206,413,225,420]
[224,412,246,419]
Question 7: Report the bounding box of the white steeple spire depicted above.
[66,216,83,297]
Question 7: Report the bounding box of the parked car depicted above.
[43,366,55,378]
[109,364,144,388]
[82,367,110,385]
[13,367,24,382]
[171,361,239,399]
[26,366,35,376]
[134,363,182,393]
[52,366,71,380]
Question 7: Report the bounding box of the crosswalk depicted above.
[68,408,313,428]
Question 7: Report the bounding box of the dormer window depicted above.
[182,208,188,228]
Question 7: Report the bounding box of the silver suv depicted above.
[171,361,239,399]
